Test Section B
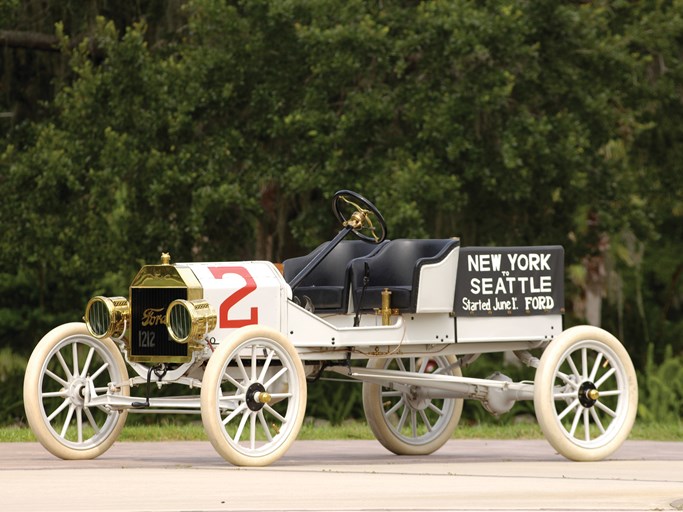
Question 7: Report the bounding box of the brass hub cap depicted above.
[578,381,599,408]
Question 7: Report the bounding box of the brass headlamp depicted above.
[84,296,130,339]
[166,299,217,344]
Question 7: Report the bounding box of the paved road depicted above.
[1,439,682,511]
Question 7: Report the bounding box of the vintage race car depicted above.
[23,190,638,466]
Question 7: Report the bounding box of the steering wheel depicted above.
[332,190,387,243]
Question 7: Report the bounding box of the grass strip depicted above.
[1,420,680,443]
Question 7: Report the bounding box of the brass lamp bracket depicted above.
[374,288,400,326]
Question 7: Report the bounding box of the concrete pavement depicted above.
[1,439,682,511]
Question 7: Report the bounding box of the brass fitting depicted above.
[344,211,366,229]
[256,392,272,404]
[375,288,399,326]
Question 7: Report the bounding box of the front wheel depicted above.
[362,355,463,455]
[23,322,130,460]
[201,326,307,466]
[534,326,638,461]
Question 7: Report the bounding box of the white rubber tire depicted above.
[201,326,307,467]
[534,325,638,461]
[363,355,463,455]
[24,322,129,460]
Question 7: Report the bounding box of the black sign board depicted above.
[455,246,564,316]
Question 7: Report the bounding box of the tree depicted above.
[1,0,682,372]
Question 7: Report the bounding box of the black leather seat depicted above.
[349,239,460,313]
[283,240,388,313]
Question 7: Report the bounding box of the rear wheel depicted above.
[201,326,307,466]
[534,326,638,461]
[362,355,463,455]
[23,322,129,460]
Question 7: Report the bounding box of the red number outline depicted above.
[208,266,259,328]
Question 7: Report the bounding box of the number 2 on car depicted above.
[208,266,259,328]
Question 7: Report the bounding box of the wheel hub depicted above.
[246,382,267,411]
[578,381,599,408]
[67,378,87,406]
[405,386,430,411]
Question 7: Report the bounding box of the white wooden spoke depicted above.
[588,353,604,383]
[569,406,583,437]
[257,411,273,442]
[381,390,402,398]
[554,391,578,399]
[89,362,110,381]
[55,351,73,381]
[218,391,246,406]
[45,369,68,388]
[60,404,76,438]
[233,408,250,443]
[80,347,95,378]
[250,412,257,450]
[385,397,404,418]
[595,400,617,418]
[222,371,245,391]
[223,402,247,426]
[84,407,100,433]
[419,409,433,432]
[566,354,581,381]
[583,409,590,442]
[581,348,588,380]
[427,401,444,417]
[396,358,407,372]
[409,358,416,373]
[258,349,275,382]
[418,357,428,373]
[263,403,286,423]
[410,409,417,437]
[235,356,250,383]
[47,398,70,423]
[556,371,579,389]
[72,343,80,378]
[595,367,617,388]
[42,390,68,398]
[396,406,409,431]
[77,407,84,444]
[590,407,606,435]
[264,366,288,390]
[557,398,580,421]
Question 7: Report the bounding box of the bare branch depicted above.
[0,30,59,52]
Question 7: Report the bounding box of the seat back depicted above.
[283,240,387,312]
[350,239,460,312]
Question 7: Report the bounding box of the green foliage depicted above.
[637,344,683,424]
[306,379,363,426]
[1,0,682,425]
[0,348,27,423]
